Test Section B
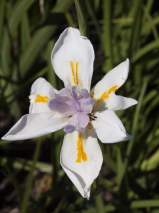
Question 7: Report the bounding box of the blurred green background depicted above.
[0,0,159,212]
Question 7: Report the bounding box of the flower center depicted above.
[48,86,95,133]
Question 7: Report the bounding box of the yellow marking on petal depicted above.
[70,61,75,84]
[87,122,93,129]
[90,92,94,98]
[76,62,79,85]
[70,61,79,85]
[96,85,118,103]
[35,94,50,103]
[76,133,88,163]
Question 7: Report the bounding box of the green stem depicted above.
[21,140,42,213]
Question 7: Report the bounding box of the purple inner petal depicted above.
[67,113,78,126]
[59,88,71,96]
[48,86,94,133]
[49,88,56,99]
[78,112,89,128]
[64,125,75,133]
[76,88,89,98]
[80,102,93,113]
[71,87,81,111]
[48,99,77,116]
[79,97,94,105]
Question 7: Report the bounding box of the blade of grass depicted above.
[142,5,159,40]
[1,0,36,117]
[141,149,159,171]
[132,40,159,62]
[95,194,106,213]
[0,0,5,41]
[102,144,117,173]
[1,0,35,76]
[131,200,159,208]
[1,156,52,172]
[17,0,73,78]
[74,0,89,37]
[126,79,147,165]
[21,12,31,51]
[102,0,113,72]
[85,0,102,42]
[4,164,22,201]
[21,140,42,213]
[44,41,57,88]
[117,148,125,186]
[3,164,45,212]
[65,12,77,28]
[128,0,142,59]
[94,0,100,12]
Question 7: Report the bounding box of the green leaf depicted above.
[74,0,89,37]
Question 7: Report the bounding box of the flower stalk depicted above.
[21,140,42,213]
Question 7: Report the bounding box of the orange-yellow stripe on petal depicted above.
[76,62,79,85]
[35,94,50,103]
[76,133,88,163]
[70,61,79,85]
[70,61,75,85]
[96,85,118,103]
[87,122,93,129]
[90,92,94,98]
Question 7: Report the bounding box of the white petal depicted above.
[51,27,94,91]
[60,128,103,198]
[106,95,138,111]
[2,113,67,141]
[94,94,138,111]
[91,59,130,111]
[29,78,57,113]
[92,110,132,143]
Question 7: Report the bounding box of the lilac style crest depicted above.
[48,86,94,133]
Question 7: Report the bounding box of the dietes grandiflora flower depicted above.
[2,28,137,199]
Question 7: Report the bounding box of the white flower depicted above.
[2,27,137,199]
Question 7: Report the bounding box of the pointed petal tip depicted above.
[84,186,91,199]
[126,134,133,141]
[118,132,134,142]
[86,194,90,200]
[1,133,11,141]
[1,113,67,141]
[60,130,102,199]
[133,99,138,105]
[126,58,130,63]
[127,98,138,108]
[93,110,135,143]
[67,27,80,34]
[125,58,130,70]
[124,58,129,67]
[1,135,19,141]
